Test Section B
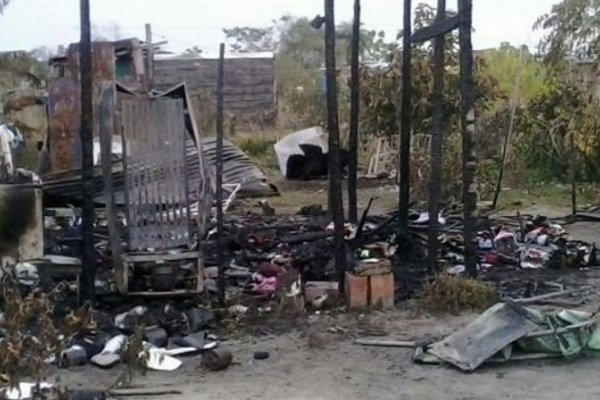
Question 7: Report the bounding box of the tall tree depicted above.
[223,26,276,52]
[535,0,600,65]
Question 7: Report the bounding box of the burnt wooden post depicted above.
[427,0,446,272]
[398,0,412,233]
[347,0,360,223]
[216,43,226,303]
[79,0,95,302]
[458,0,478,277]
[99,82,124,293]
[325,0,346,285]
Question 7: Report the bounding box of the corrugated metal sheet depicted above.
[122,97,192,250]
[200,136,278,197]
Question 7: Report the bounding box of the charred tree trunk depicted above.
[216,43,226,303]
[398,0,412,234]
[458,0,478,278]
[427,0,446,273]
[79,0,95,303]
[325,0,346,286]
[348,0,360,223]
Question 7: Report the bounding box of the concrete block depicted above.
[345,272,368,309]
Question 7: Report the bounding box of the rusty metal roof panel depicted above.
[200,136,278,197]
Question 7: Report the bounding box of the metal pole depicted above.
[145,23,154,89]
[458,0,478,278]
[79,0,95,302]
[427,0,446,273]
[216,43,226,304]
[398,0,412,233]
[325,0,346,287]
[347,0,360,223]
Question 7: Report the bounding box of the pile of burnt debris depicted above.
[2,197,600,391]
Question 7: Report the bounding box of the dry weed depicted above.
[419,274,496,314]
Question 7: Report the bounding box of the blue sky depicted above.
[0,0,554,54]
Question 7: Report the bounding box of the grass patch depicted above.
[234,136,279,170]
[418,274,496,314]
[497,184,598,210]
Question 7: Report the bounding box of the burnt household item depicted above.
[274,127,349,180]
[202,348,233,371]
[68,390,107,400]
[61,345,88,367]
[151,264,177,291]
[0,183,43,261]
[173,331,218,350]
[254,351,270,360]
[185,307,216,333]
[145,326,168,348]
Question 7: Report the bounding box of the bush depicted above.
[419,274,496,314]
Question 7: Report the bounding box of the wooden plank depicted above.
[354,339,416,348]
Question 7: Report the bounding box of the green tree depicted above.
[224,15,395,67]
[535,0,600,65]
[223,26,276,52]
[480,43,549,108]
[181,46,203,58]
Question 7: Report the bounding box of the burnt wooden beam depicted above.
[79,0,95,303]
[427,0,446,273]
[216,43,226,303]
[98,82,124,293]
[398,0,412,234]
[324,0,346,289]
[347,0,360,223]
[411,15,459,43]
[458,0,478,278]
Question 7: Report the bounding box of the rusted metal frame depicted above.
[347,0,360,223]
[325,0,346,288]
[79,0,95,302]
[458,0,478,277]
[137,102,151,249]
[150,103,168,250]
[119,109,130,291]
[120,101,133,254]
[168,99,189,245]
[148,102,164,249]
[216,43,226,304]
[145,23,154,89]
[398,0,412,234]
[47,79,81,172]
[98,82,125,293]
[182,125,193,247]
[428,0,447,273]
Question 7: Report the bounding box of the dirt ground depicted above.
[53,194,600,400]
